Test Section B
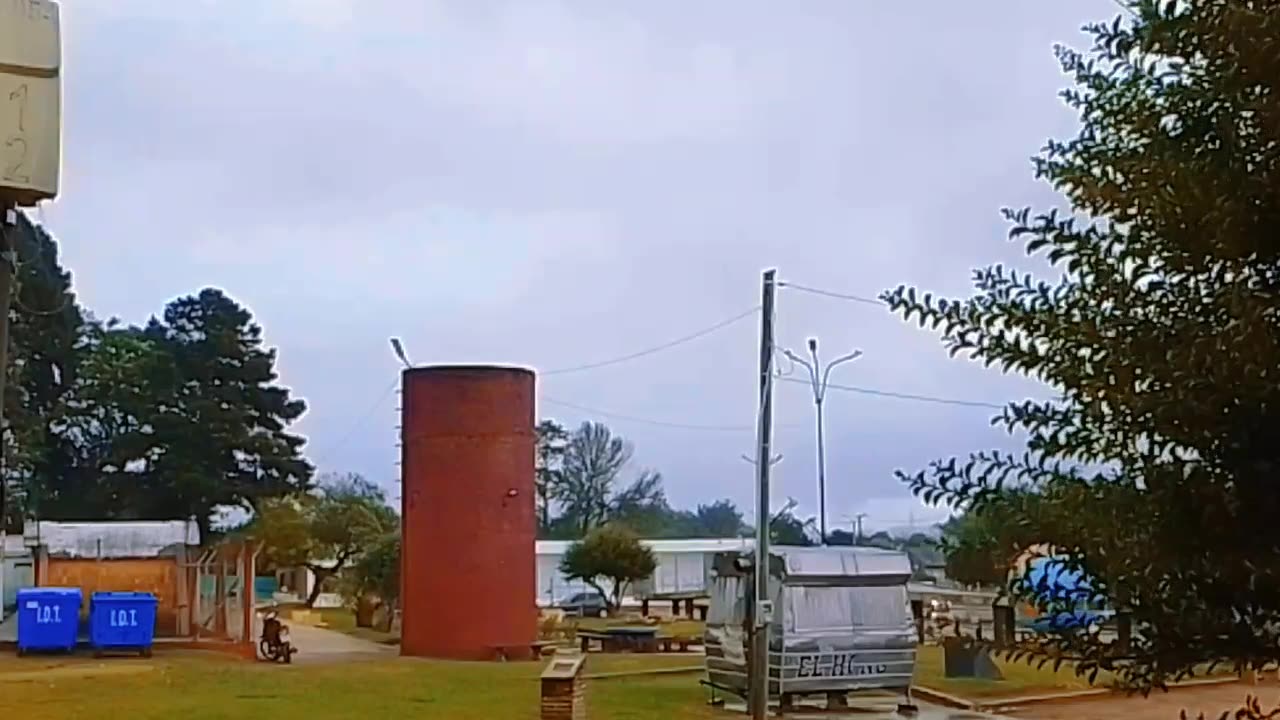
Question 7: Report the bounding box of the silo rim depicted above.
[402,363,536,378]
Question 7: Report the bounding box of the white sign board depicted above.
[0,0,61,205]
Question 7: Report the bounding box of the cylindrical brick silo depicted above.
[399,365,537,660]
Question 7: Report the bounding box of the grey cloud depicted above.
[46,0,1119,523]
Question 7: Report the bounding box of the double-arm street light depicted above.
[782,338,862,544]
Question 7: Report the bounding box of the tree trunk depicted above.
[611,580,629,615]
[355,594,380,628]
[305,570,329,607]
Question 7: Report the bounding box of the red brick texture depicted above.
[399,365,538,660]
[541,677,588,720]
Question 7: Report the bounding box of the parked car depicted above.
[556,591,608,618]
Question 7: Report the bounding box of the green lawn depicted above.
[0,644,1232,718]
[912,646,1238,700]
[912,644,1108,699]
[0,652,714,720]
[11,624,1230,719]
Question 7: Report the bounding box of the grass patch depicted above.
[912,644,1108,699]
[912,645,1238,701]
[0,652,718,720]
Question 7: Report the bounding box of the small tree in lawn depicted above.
[559,524,656,614]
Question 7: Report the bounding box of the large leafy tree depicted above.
[534,419,568,537]
[556,421,631,534]
[606,469,668,533]
[770,502,817,547]
[144,288,313,529]
[693,500,747,537]
[884,1,1280,690]
[344,531,400,629]
[255,473,398,607]
[40,325,175,520]
[554,421,664,537]
[2,214,86,530]
[938,507,1025,588]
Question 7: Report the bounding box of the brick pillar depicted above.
[992,602,1015,649]
[541,654,586,720]
[1116,611,1132,655]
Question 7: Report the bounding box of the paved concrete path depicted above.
[283,621,395,664]
[1000,679,1271,720]
[721,698,1008,719]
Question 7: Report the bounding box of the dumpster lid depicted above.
[91,592,158,602]
[17,587,81,597]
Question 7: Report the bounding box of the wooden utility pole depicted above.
[0,206,13,529]
[0,205,14,609]
[749,269,777,720]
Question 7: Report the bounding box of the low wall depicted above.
[45,558,181,636]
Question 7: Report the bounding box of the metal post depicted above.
[750,269,777,720]
[782,338,861,547]
[815,390,826,542]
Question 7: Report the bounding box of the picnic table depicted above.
[577,627,701,654]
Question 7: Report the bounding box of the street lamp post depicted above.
[783,338,861,545]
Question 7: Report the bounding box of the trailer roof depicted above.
[772,545,913,580]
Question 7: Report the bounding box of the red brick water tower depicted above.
[399,365,537,660]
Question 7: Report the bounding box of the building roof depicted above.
[24,520,201,559]
[536,537,753,556]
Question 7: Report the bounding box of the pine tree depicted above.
[143,288,313,530]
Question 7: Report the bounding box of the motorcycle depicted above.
[258,607,296,663]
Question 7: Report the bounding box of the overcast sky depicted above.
[45,1,1117,532]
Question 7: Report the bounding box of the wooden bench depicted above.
[655,635,702,653]
[578,630,660,653]
[490,641,556,661]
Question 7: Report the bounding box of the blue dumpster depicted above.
[89,592,158,657]
[16,587,82,655]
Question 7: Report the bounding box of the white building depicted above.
[535,537,753,606]
[2,533,34,618]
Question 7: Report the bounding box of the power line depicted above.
[541,306,760,376]
[777,281,884,307]
[541,395,758,432]
[316,376,400,463]
[779,376,1005,409]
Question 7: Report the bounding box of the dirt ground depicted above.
[1000,679,1280,720]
